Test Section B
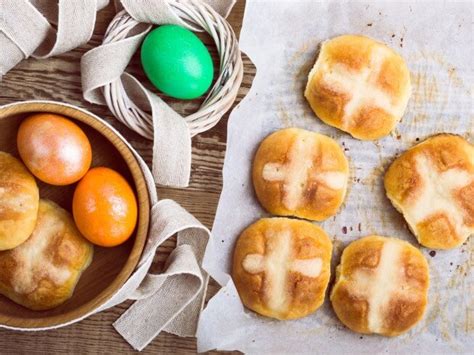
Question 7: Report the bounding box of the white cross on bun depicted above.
[252,127,349,221]
[384,134,474,249]
[0,151,39,251]
[331,235,429,336]
[232,217,332,320]
[305,34,411,140]
[0,199,93,310]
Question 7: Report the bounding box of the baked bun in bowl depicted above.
[0,199,94,311]
[305,34,411,140]
[0,101,149,329]
[0,152,39,251]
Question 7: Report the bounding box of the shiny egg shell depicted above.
[140,25,214,100]
[17,113,92,186]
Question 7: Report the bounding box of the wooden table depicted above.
[0,1,252,353]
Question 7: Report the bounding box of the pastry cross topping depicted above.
[349,240,414,332]
[406,154,473,236]
[242,229,323,312]
[11,212,72,294]
[262,132,346,210]
[0,187,34,213]
[320,46,399,128]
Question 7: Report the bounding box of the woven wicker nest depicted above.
[101,1,243,139]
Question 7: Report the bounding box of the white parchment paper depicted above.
[197,1,474,353]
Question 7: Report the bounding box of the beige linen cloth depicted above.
[0,0,236,350]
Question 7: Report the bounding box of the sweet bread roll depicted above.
[0,199,94,310]
[252,128,349,221]
[304,35,411,140]
[232,217,332,320]
[331,236,429,336]
[0,151,39,251]
[384,134,474,249]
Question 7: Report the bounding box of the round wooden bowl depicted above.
[0,101,150,329]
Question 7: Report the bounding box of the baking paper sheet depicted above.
[197,1,474,353]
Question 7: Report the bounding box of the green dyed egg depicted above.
[140,25,214,100]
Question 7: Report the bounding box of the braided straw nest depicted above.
[101,0,243,139]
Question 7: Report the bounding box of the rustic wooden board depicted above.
[0,0,252,353]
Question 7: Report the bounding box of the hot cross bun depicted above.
[385,134,474,249]
[0,151,39,251]
[252,128,349,221]
[232,217,332,320]
[0,199,93,310]
[304,35,411,140]
[331,236,429,336]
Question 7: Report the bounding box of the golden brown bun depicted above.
[0,199,94,310]
[232,217,332,320]
[384,134,474,249]
[331,235,429,336]
[0,151,39,251]
[252,128,349,221]
[304,35,411,140]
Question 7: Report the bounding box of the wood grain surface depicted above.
[0,0,252,353]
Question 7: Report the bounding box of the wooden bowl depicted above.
[0,101,150,329]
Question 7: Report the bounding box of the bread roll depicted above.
[305,34,411,140]
[0,151,39,251]
[0,199,94,310]
[232,217,332,320]
[252,128,349,221]
[384,134,474,249]
[331,235,429,336]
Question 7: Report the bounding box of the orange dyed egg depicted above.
[17,113,92,186]
[72,167,138,247]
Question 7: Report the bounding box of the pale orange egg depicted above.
[17,113,92,186]
[72,167,138,247]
